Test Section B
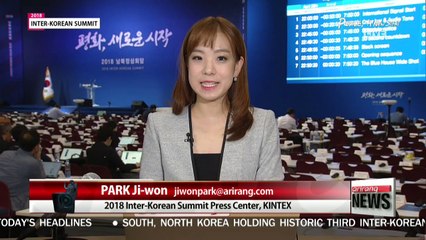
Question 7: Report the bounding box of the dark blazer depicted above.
[86,142,136,178]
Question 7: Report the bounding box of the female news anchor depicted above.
[139,17,283,181]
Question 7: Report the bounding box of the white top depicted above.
[277,114,297,131]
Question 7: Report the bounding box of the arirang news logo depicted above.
[28,13,100,30]
[351,178,395,217]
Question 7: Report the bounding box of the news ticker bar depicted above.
[2,217,425,229]
[29,179,395,216]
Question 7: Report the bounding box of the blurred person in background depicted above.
[87,126,138,178]
[10,124,53,162]
[103,120,120,149]
[46,104,67,119]
[390,106,408,126]
[0,129,45,211]
[277,108,297,131]
[142,104,157,123]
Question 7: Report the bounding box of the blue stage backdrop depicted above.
[4,0,245,107]
[2,0,425,120]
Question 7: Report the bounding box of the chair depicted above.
[0,181,14,218]
[358,129,378,144]
[297,118,306,129]
[334,145,360,154]
[371,139,396,147]
[365,146,393,155]
[82,164,113,179]
[401,184,426,204]
[408,125,420,134]
[281,160,288,171]
[306,122,315,131]
[339,163,373,177]
[370,155,402,166]
[414,148,426,157]
[399,140,425,150]
[328,132,350,149]
[296,161,330,174]
[387,125,397,138]
[70,163,84,176]
[70,130,82,141]
[353,119,364,128]
[333,118,346,129]
[370,118,386,127]
[126,144,141,151]
[401,135,422,141]
[317,120,327,131]
[284,173,316,181]
[279,128,290,139]
[40,139,53,148]
[332,152,362,164]
[391,166,426,181]
[290,153,315,162]
[71,142,87,149]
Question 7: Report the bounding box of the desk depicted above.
[281,156,392,174]
[315,148,423,165]
[312,153,372,163]
[416,125,426,131]
[28,124,42,129]
[328,162,392,174]
[347,134,363,139]
[303,139,330,151]
[281,143,302,154]
[304,139,330,145]
[292,129,309,133]
[373,130,387,140]
[394,128,408,137]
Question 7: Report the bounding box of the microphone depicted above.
[184,133,193,143]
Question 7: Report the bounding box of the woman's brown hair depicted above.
[172,16,253,141]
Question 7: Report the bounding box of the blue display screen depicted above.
[286,0,426,83]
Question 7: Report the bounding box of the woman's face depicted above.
[187,32,243,105]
